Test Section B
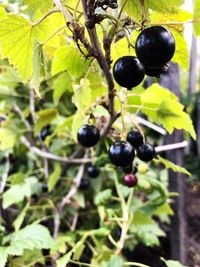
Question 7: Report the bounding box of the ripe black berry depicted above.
[78,125,100,148]
[137,144,155,162]
[121,164,133,174]
[79,179,90,190]
[124,174,138,187]
[87,165,100,178]
[41,184,48,193]
[127,130,143,148]
[135,26,175,68]
[113,56,145,89]
[109,141,135,167]
[145,65,168,77]
[40,125,51,141]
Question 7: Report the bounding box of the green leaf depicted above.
[72,79,91,113]
[8,224,54,256]
[161,258,187,267]
[23,0,53,16]
[107,255,124,267]
[52,46,91,79]
[170,29,189,70]
[48,163,62,192]
[0,127,17,150]
[13,202,30,231]
[53,72,73,105]
[56,251,73,267]
[3,177,39,209]
[155,156,191,176]
[0,15,34,80]
[31,41,47,97]
[0,247,8,267]
[130,211,165,247]
[120,0,148,21]
[94,189,112,205]
[147,0,184,14]
[140,84,196,139]
[193,0,200,36]
[35,108,57,134]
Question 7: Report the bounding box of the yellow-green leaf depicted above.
[193,0,200,36]
[0,15,34,80]
[52,46,91,79]
[155,156,191,176]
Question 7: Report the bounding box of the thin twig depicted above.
[30,88,36,124]
[53,0,73,22]
[53,153,87,239]
[20,136,92,164]
[13,104,32,132]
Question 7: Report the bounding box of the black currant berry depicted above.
[40,125,51,141]
[121,164,133,174]
[79,179,90,190]
[113,56,145,89]
[77,125,100,148]
[109,141,135,167]
[41,184,48,193]
[87,165,100,178]
[127,130,143,148]
[135,26,175,68]
[124,174,138,187]
[145,64,169,77]
[137,144,155,162]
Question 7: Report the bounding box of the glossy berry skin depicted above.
[77,125,100,148]
[40,125,51,141]
[135,26,175,68]
[79,179,90,190]
[137,144,156,162]
[113,56,145,89]
[109,141,135,167]
[124,174,138,187]
[121,164,133,174]
[145,65,168,77]
[87,165,100,178]
[127,130,143,148]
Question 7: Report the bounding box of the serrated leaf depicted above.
[193,0,200,36]
[3,177,39,209]
[13,202,30,232]
[140,84,196,139]
[161,258,187,267]
[107,255,124,267]
[52,46,91,79]
[130,211,165,247]
[48,163,61,192]
[0,247,8,267]
[0,15,34,80]
[155,156,191,176]
[56,251,73,267]
[8,224,54,256]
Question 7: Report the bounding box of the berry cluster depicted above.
[79,165,100,190]
[77,124,155,188]
[113,26,175,88]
